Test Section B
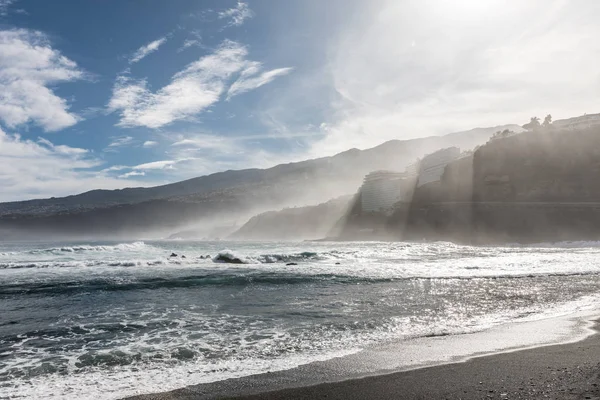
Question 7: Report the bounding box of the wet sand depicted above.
[130,319,600,400]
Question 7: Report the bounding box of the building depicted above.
[360,170,406,213]
[404,161,421,176]
[417,147,460,187]
[553,113,600,130]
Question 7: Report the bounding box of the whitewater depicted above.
[2,240,600,399]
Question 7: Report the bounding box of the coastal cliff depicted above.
[340,126,600,243]
[0,125,514,239]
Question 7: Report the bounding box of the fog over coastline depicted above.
[0,0,599,203]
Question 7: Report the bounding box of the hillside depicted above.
[0,125,520,239]
[336,125,600,243]
[229,195,354,241]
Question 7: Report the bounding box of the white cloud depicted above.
[108,136,134,147]
[133,160,179,170]
[170,134,239,153]
[108,40,291,128]
[179,39,200,52]
[37,137,88,156]
[218,1,254,28]
[142,140,158,148]
[101,165,129,173]
[129,37,168,64]
[0,128,149,202]
[227,66,293,100]
[0,29,84,132]
[119,170,145,179]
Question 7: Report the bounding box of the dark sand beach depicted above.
[130,318,600,400]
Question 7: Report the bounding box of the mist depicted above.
[0,124,519,241]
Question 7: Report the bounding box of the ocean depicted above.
[2,240,600,399]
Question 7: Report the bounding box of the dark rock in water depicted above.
[206,255,211,259]
[181,255,186,259]
[199,255,205,259]
[335,262,341,265]
[171,347,195,360]
[286,262,298,266]
[170,253,178,257]
[214,253,244,264]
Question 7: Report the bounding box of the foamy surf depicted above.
[3,240,600,399]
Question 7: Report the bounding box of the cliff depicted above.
[0,125,517,239]
[230,195,354,241]
[392,125,600,243]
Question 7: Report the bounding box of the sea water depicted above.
[2,240,600,399]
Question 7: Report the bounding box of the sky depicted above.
[0,0,599,202]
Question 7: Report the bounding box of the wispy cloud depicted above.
[37,137,89,156]
[101,165,129,173]
[99,129,301,182]
[142,140,158,148]
[218,1,254,28]
[0,128,150,201]
[108,136,134,147]
[119,170,145,179]
[133,160,179,170]
[104,136,135,153]
[179,39,201,52]
[130,37,168,64]
[178,30,203,52]
[108,40,292,129]
[0,0,16,16]
[0,29,84,132]
[227,65,293,100]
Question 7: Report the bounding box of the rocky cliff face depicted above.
[402,126,600,243]
[341,126,600,243]
[473,127,600,202]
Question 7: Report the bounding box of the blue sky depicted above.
[1,0,599,201]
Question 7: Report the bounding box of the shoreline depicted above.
[234,319,600,400]
[129,312,599,400]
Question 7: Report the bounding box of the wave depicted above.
[3,270,600,296]
[27,241,151,255]
[0,259,165,270]
[256,251,320,263]
[213,250,322,264]
[525,240,600,248]
[0,273,344,295]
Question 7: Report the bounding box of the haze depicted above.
[0,0,598,203]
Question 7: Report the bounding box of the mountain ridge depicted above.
[0,124,520,217]
[0,124,521,238]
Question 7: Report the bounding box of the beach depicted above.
[130,314,600,400]
[232,328,600,400]
[4,240,600,399]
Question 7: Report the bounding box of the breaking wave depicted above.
[27,241,151,255]
[5,270,600,296]
[0,259,165,270]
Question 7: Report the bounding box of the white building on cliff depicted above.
[360,171,407,213]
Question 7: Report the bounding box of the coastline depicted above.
[128,312,599,400]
